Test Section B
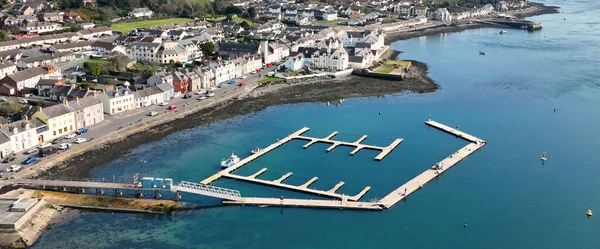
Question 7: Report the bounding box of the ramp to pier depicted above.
[174,181,241,201]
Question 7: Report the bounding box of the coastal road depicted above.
[0,64,278,177]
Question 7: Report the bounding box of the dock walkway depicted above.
[223,197,382,210]
[378,120,486,208]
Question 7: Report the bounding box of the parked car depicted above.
[168,105,178,111]
[2,157,15,163]
[148,111,158,116]
[22,156,36,165]
[18,99,28,104]
[38,142,52,149]
[51,137,64,144]
[183,93,193,99]
[239,75,247,79]
[64,133,76,139]
[76,128,88,135]
[75,138,87,144]
[6,165,22,172]
[159,102,168,106]
[39,147,58,157]
[0,96,6,101]
[238,82,246,87]
[25,148,38,155]
[207,93,215,97]
[197,96,206,100]
[58,143,72,150]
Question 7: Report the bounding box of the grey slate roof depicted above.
[77,96,101,108]
[41,103,74,118]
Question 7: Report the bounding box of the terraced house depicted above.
[32,101,76,142]
[0,120,38,154]
[97,88,134,115]
[67,96,104,129]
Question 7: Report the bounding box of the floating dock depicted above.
[223,197,382,210]
[295,132,403,161]
[377,120,486,208]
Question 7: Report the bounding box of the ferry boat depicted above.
[221,153,240,168]
[499,30,508,34]
[251,147,262,155]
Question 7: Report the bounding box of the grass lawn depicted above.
[386,60,412,68]
[375,67,394,73]
[111,18,193,34]
[259,76,284,84]
[231,16,254,26]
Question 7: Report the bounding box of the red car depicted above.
[168,105,178,110]
[238,82,245,86]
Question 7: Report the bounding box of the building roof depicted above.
[77,96,101,108]
[156,83,173,92]
[37,79,61,86]
[349,56,364,63]
[40,103,73,118]
[218,43,260,53]
[0,67,47,84]
[91,41,117,50]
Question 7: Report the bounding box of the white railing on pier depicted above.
[175,181,241,201]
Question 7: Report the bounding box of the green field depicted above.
[259,76,284,84]
[375,67,394,73]
[111,18,193,34]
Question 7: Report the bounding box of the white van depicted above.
[148,111,158,116]
[38,142,52,149]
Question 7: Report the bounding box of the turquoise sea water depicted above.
[32,1,600,248]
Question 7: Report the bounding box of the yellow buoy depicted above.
[587,210,593,216]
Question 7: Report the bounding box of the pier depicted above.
[223,197,382,210]
[296,133,403,161]
[377,120,486,208]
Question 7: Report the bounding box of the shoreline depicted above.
[41,61,437,178]
[384,2,559,43]
[30,2,561,180]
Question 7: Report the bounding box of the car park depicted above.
[22,156,36,165]
[6,165,22,172]
[75,138,87,144]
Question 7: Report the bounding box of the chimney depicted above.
[37,106,42,112]
[62,99,68,105]
[75,96,79,102]
[86,87,90,91]
[24,115,28,120]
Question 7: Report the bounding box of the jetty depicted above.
[201,127,402,185]
[377,120,486,208]
[223,197,382,210]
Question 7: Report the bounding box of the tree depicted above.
[225,14,233,21]
[223,6,242,15]
[247,7,257,19]
[90,64,102,76]
[0,31,8,42]
[200,42,216,56]
[240,20,250,29]
[76,75,83,82]
[174,61,183,68]
[105,53,130,72]
[0,102,23,117]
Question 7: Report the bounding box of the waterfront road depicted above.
[0,65,278,176]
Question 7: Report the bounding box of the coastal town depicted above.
[0,0,552,247]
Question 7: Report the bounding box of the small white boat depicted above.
[251,147,262,155]
[221,153,240,168]
[500,30,507,34]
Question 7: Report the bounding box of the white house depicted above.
[97,88,135,114]
[134,86,167,108]
[0,61,17,78]
[91,41,126,57]
[284,53,305,71]
[208,61,236,84]
[129,8,153,18]
[261,41,290,64]
[20,22,63,34]
[0,120,38,153]
[340,30,384,50]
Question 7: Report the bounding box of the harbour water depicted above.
[32,0,600,248]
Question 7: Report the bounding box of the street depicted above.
[0,64,278,176]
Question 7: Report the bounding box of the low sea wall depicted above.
[351,69,404,81]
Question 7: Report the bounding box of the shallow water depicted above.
[31,1,600,248]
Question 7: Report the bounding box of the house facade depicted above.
[0,120,38,153]
[97,88,134,114]
[31,102,76,142]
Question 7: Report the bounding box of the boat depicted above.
[220,153,240,168]
[540,151,547,161]
[251,147,262,155]
[499,30,507,34]
[587,210,593,216]
[479,51,486,56]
